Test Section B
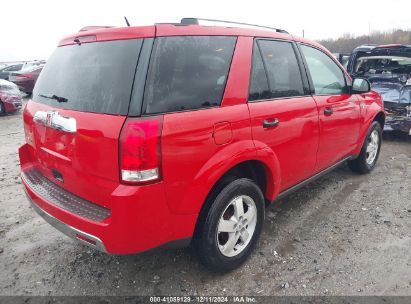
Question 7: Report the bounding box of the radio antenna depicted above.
[124,16,130,27]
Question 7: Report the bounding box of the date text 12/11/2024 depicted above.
[149,296,257,303]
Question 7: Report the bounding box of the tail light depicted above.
[119,116,163,184]
[16,74,32,79]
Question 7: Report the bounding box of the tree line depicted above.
[317,29,411,54]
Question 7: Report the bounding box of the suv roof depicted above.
[58,17,324,51]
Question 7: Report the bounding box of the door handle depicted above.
[324,107,333,115]
[262,118,279,128]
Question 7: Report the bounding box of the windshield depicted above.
[354,56,411,75]
[33,39,143,115]
[19,65,44,73]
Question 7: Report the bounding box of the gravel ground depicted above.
[0,109,410,296]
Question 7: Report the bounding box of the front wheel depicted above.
[348,121,382,174]
[194,178,265,272]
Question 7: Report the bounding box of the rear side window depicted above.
[143,36,236,114]
[300,45,346,95]
[258,40,304,99]
[33,39,143,115]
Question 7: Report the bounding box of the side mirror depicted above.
[351,78,371,94]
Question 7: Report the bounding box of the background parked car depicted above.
[20,60,46,71]
[0,64,23,80]
[0,79,23,114]
[9,65,44,94]
[345,44,411,135]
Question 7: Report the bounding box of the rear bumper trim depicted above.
[26,193,107,252]
[22,168,111,222]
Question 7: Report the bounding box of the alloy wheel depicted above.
[366,129,379,165]
[216,195,257,257]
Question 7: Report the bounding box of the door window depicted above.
[300,45,346,95]
[144,36,236,114]
[258,40,304,99]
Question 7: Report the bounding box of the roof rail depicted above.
[180,18,289,34]
[79,26,114,32]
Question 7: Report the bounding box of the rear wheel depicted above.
[348,121,382,174]
[194,178,265,272]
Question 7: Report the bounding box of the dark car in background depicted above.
[9,65,44,94]
[0,79,23,114]
[346,44,411,135]
[0,64,23,80]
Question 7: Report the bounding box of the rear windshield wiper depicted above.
[39,93,68,103]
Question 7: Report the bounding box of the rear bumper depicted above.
[19,144,197,254]
[26,192,107,252]
[384,116,411,135]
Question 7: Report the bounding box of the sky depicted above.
[1,0,410,62]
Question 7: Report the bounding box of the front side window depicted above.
[144,36,237,114]
[300,45,346,95]
[258,40,304,99]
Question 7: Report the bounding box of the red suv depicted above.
[19,18,385,272]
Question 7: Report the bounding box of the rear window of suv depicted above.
[33,39,143,115]
[143,36,237,114]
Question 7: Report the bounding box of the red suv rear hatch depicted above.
[21,38,146,209]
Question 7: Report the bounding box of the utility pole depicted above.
[302,29,305,38]
[368,23,371,44]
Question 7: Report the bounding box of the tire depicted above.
[0,101,5,115]
[193,178,265,272]
[348,121,382,174]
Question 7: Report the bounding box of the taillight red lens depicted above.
[119,116,163,184]
[16,74,32,79]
